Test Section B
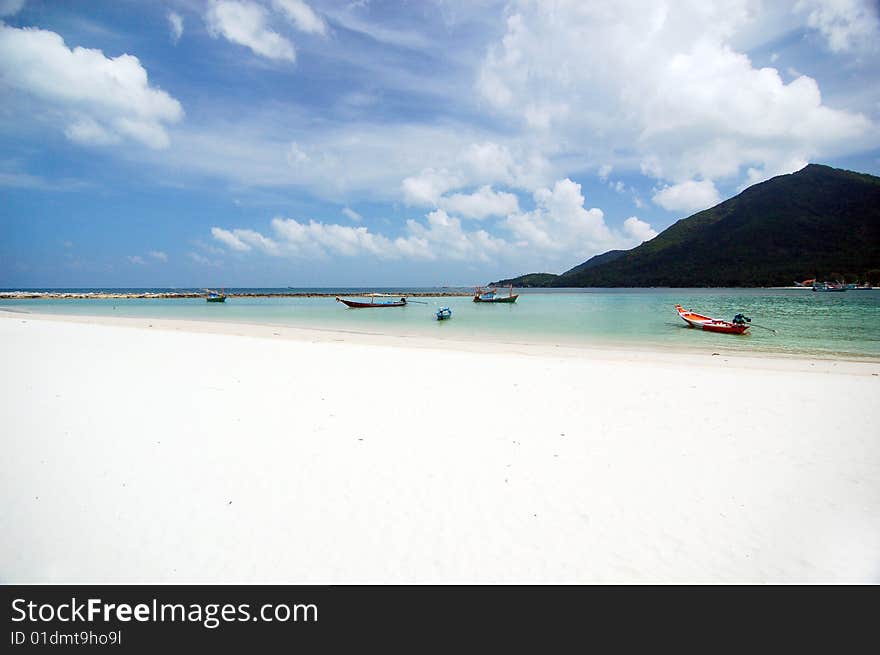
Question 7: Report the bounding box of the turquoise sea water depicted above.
[3,288,879,359]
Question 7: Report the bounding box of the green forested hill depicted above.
[493,164,880,287]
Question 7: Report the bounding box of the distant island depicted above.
[492,164,880,287]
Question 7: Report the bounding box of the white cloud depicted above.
[205,0,295,62]
[267,210,507,262]
[622,216,658,244]
[0,0,25,17]
[342,207,362,222]
[796,0,880,53]
[271,216,396,258]
[652,179,722,213]
[211,227,250,251]
[455,141,551,190]
[438,185,519,220]
[65,118,120,146]
[401,168,462,205]
[272,0,327,36]
[211,177,655,270]
[149,250,168,262]
[598,164,613,181]
[503,178,616,255]
[458,142,517,186]
[211,179,657,266]
[127,255,146,265]
[210,226,279,254]
[403,209,506,262]
[477,1,876,189]
[168,11,184,43]
[494,178,658,271]
[398,142,552,209]
[211,207,509,262]
[0,24,184,149]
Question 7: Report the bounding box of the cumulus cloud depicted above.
[272,0,327,35]
[210,226,279,254]
[168,11,184,43]
[501,179,658,269]
[211,227,250,251]
[504,179,615,254]
[149,250,168,262]
[211,177,655,270]
[438,185,519,220]
[459,142,518,185]
[127,255,146,265]
[399,141,551,210]
[401,168,462,205]
[652,179,722,213]
[0,24,184,149]
[271,217,396,258]
[268,211,503,261]
[206,0,295,62]
[796,0,880,53]
[211,207,508,263]
[622,216,658,244]
[477,0,876,189]
[403,209,506,262]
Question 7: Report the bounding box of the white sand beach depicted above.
[2,310,879,583]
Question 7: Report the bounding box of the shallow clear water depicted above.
[3,288,879,359]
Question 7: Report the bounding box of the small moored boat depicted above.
[675,304,750,334]
[336,294,407,308]
[812,281,846,292]
[473,285,518,303]
[205,288,226,303]
[436,307,452,320]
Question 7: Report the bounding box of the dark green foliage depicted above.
[557,249,627,277]
[489,272,559,286]
[497,164,880,287]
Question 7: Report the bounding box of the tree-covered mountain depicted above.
[490,272,560,286]
[492,164,880,287]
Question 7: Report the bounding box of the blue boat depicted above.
[436,307,453,320]
[205,288,226,302]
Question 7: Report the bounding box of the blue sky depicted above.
[2,0,879,287]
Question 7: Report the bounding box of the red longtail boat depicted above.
[675,304,750,334]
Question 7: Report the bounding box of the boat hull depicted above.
[473,295,518,303]
[675,304,749,334]
[206,296,226,303]
[336,297,406,308]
